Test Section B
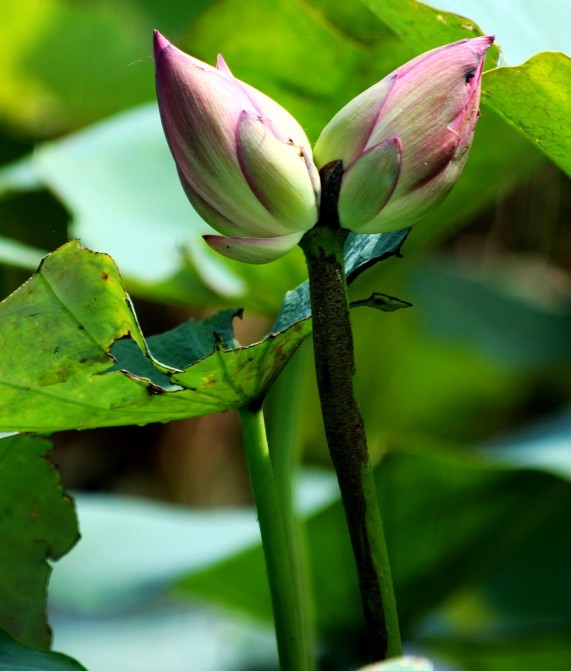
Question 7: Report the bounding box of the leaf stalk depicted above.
[239,404,312,671]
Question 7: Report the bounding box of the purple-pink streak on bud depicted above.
[154,31,320,264]
[314,36,494,234]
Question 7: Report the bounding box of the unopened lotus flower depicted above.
[153,31,320,264]
[314,36,494,233]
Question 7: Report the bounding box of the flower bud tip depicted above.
[216,54,232,74]
[153,30,173,63]
[472,35,495,55]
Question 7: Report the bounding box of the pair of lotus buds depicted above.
[154,31,494,264]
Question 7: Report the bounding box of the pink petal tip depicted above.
[153,30,171,61]
[472,35,495,55]
[216,54,232,75]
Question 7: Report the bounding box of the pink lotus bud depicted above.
[154,31,320,264]
[314,36,495,234]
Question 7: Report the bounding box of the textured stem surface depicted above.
[300,162,402,661]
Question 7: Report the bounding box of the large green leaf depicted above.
[0,435,78,648]
[0,630,86,671]
[483,52,571,177]
[0,241,310,432]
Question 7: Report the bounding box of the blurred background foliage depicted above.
[0,0,570,670]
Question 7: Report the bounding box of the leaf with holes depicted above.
[0,241,309,432]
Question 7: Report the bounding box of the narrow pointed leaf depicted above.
[350,293,413,313]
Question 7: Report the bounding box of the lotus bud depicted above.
[314,36,495,234]
[154,31,320,264]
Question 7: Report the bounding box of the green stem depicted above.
[239,404,310,671]
[268,344,316,671]
[300,161,402,661]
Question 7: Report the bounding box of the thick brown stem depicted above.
[300,161,401,661]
